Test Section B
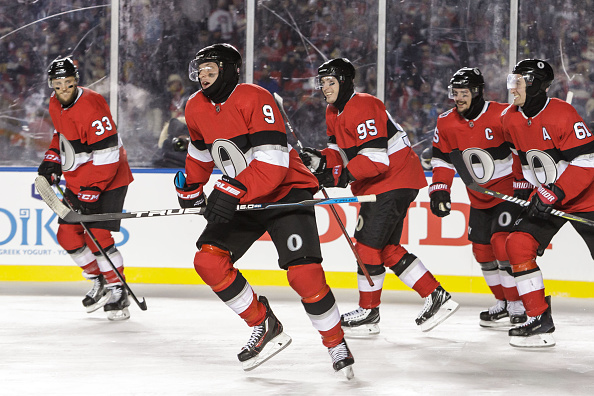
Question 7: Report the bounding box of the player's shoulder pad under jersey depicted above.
[439,108,455,118]
[500,103,514,117]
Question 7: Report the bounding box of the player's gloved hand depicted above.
[513,179,533,202]
[429,182,451,217]
[299,147,326,173]
[204,175,246,223]
[37,151,62,184]
[527,183,565,220]
[174,171,206,209]
[316,165,354,188]
[77,186,102,215]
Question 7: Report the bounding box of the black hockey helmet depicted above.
[315,58,356,89]
[47,56,79,88]
[189,43,242,82]
[508,59,554,96]
[448,67,484,99]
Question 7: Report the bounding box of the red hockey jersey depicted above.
[322,92,426,196]
[184,83,318,203]
[501,97,594,212]
[46,87,133,194]
[432,101,514,209]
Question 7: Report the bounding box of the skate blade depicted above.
[85,291,112,313]
[479,318,512,329]
[343,323,380,338]
[337,365,354,380]
[242,332,292,371]
[510,333,556,348]
[107,307,130,321]
[419,299,460,332]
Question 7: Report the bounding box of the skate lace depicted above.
[489,300,507,315]
[329,342,349,363]
[342,307,369,321]
[243,323,265,350]
[107,286,122,304]
[87,277,103,297]
[516,315,536,328]
[417,295,433,319]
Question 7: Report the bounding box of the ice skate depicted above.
[509,296,555,348]
[507,299,527,325]
[104,284,130,321]
[415,285,459,332]
[340,307,380,337]
[328,338,354,380]
[479,299,509,328]
[238,296,292,371]
[82,274,111,313]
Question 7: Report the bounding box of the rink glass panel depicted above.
[0,0,592,167]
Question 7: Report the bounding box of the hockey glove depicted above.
[174,171,206,209]
[77,186,102,215]
[316,165,354,188]
[299,147,326,173]
[429,183,451,217]
[204,175,247,223]
[37,150,62,184]
[513,179,533,202]
[527,183,565,220]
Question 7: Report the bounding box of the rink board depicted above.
[1,169,593,298]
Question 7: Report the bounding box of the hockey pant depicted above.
[473,231,520,302]
[355,242,439,309]
[505,232,548,317]
[57,223,125,285]
[194,244,343,348]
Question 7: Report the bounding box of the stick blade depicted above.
[35,176,71,219]
[448,150,476,186]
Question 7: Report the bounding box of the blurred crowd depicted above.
[1,0,593,167]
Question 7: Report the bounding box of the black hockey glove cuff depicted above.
[38,150,62,184]
[204,175,247,223]
[513,179,533,202]
[316,165,354,188]
[527,183,564,220]
[299,147,326,173]
[429,182,451,217]
[174,171,206,209]
[77,186,102,215]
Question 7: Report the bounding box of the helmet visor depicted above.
[507,73,533,89]
[315,75,339,90]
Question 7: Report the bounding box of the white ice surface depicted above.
[1,282,593,396]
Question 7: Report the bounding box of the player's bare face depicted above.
[198,62,219,90]
[51,77,77,106]
[452,88,472,114]
[507,74,527,107]
[320,76,339,104]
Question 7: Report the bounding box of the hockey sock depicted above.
[287,264,343,347]
[473,242,504,300]
[96,245,125,284]
[382,245,439,298]
[511,259,547,317]
[490,233,520,301]
[194,245,264,325]
[356,243,385,308]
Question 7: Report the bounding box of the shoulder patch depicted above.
[438,108,454,118]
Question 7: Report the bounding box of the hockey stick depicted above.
[273,93,374,286]
[35,176,375,223]
[449,150,594,227]
[52,181,148,311]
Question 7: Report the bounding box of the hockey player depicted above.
[300,58,459,337]
[430,67,527,328]
[502,59,594,347]
[38,56,134,321]
[177,43,354,377]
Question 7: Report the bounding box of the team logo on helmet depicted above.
[189,43,242,82]
[47,56,79,88]
[315,58,355,89]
